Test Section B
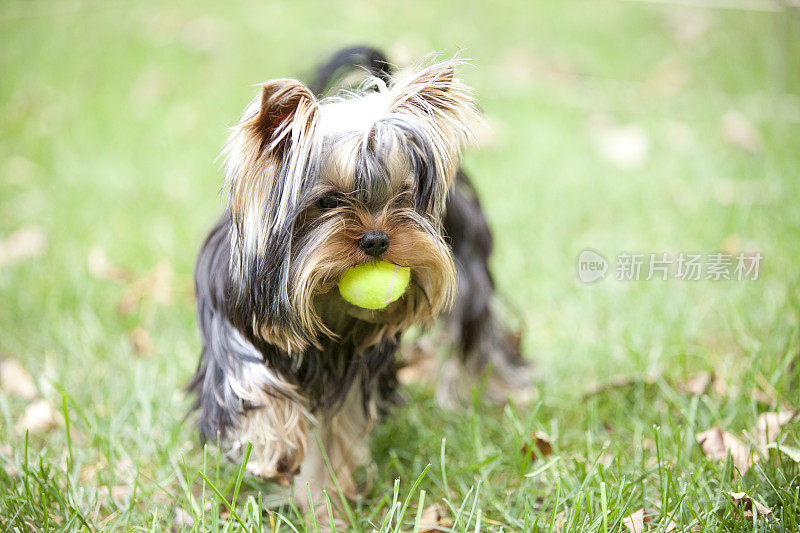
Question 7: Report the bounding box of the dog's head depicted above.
[223,59,478,351]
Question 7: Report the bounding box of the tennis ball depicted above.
[338,261,411,310]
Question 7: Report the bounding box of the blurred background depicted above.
[1,0,799,529]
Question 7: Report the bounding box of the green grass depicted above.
[2,0,800,530]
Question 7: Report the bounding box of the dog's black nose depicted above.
[358,230,389,258]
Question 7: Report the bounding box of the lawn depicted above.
[1,0,800,531]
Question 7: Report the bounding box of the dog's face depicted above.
[223,60,477,351]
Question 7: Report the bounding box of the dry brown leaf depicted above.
[764,443,800,462]
[755,410,798,447]
[751,387,773,406]
[665,120,695,153]
[117,261,174,314]
[0,444,15,477]
[417,503,453,532]
[4,155,39,186]
[677,371,712,395]
[98,484,132,505]
[622,509,645,533]
[663,519,680,532]
[721,111,762,153]
[623,507,682,532]
[666,8,714,43]
[0,226,47,266]
[647,55,689,96]
[179,16,227,53]
[129,327,153,356]
[712,375,729,397]
[550,510,567,532]
[0,359,37,399]
[172,507,195,529]
[582,374,656,399]
[753,373,793,410]
[522,431,554,462]
[588,116,651,170]
[727,491,772,519]
[87,248,133,282]
[112,485,130,501]
[16,398,59,434]
[2,443,18,477]
[696,427,754,473]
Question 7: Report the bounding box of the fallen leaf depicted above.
[417,503,453,532]
[117,261,174,314]
[0,359,37,399]
[0,443,14,477]
[0,226,47,266]
[647,55,689,96]
[4,155,39,186]
[677,371,712,395]
[622,509,645,533]
[662,518,680,532]
[114,455,135,480]
[711,375,729,397]
[172,507,195,530]
[727,491,772,519]
[494,50,577,90]
[179,16,226,53]
[16,398,59,434]
[666,8,714,43]
[87,248,133,282]
[763,443,800,462]
[751,387,773,405]
[1,443,18,478]
[664,120,695,153]
[696,427,754,474]
[598,451,615,468]
[522,431,554,462]
[624,507,684,532]
[550,510,567,531]
[589,116,651,170]
[721,111,762,153]
[582,374,656,399]
[755,410,798,446]
[129,327,153,356]
[111,485,131,502]
[753,373,793,410]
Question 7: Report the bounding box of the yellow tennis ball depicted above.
[338,261,411,310]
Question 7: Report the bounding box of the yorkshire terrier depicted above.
[189,46,530,510]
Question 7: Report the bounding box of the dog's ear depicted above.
[389,61,458,116]
[223,79,320,351]
[388,59,478,210]
[246,79,318,156]
[226,77,319,240]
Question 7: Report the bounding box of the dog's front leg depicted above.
[223,372,311,485]
[292,384,373,513]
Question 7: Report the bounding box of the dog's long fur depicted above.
[189,47,529,509]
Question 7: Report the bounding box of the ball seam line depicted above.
[384,264,400,306]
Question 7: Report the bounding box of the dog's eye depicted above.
[317,195,342,209]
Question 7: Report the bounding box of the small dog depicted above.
[189,47,529,510]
